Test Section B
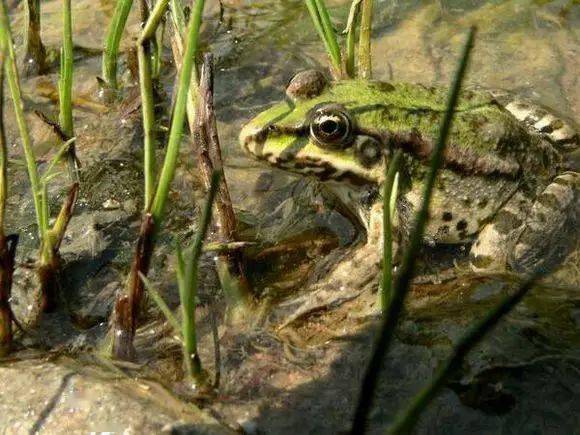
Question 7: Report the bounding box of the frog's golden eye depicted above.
[309,104,354,149]
[355,136,383,168]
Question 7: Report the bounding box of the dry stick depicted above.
[194,53,252,314]
[350,27,476,433]
[112,213,155,361]
[23,0,47,76]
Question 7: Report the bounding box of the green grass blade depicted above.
[102,0,134,90]
[304,0,341,75]
[380,149,402,312]
[313,0,342,73]
[0,0,48,238]
[350,26,476,434]
[59,0,74,138]
[150,0,206,226]
[180,171,220,382]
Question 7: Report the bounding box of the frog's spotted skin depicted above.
[241,70,579,284]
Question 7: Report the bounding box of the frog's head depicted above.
[240,70,398,187]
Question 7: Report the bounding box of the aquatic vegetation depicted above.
[0,0,79,320]
[101,0,134,91]
[58,0,79,182]
[111,0,207,360]
[379,149,401,312]
[142,171,221,388]
[305,0,374,78]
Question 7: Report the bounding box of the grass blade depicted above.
[102,0,134,90]
[350,26,476,433]
[380,149,402,312]
[304,0,342,76]
[150,0,206,225]
[0,0,47,237]
[181,170,220,383]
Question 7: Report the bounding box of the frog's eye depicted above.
[355,136,383,168]
[309,105,354,149]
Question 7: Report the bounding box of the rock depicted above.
[0,358,233,434]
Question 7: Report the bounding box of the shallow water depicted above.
[1,0,579,433]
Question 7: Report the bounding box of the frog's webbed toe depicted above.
[509,171,579,274]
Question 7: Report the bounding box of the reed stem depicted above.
[23,0,47,75]
[357,0,373,79]
[150,0,205,223]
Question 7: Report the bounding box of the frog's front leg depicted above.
[470,172,579,273]
[274,200,391,328]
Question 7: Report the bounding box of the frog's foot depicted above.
[470,172,579,274]
[275,244,381,330]
[510,171,579,274]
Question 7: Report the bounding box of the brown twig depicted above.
[22,0,48,76]
[193,53,252,311]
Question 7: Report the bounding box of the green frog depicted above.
[240,70,579,322]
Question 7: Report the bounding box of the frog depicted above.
[240,70,579,323]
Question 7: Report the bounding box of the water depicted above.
[1,0,579,433]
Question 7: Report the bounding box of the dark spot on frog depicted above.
[442,211,453,221]
[456,219,468,231]
[477,197,489,208]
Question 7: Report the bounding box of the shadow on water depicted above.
[249,276,580,433]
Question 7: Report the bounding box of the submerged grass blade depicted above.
[180,170,220,382]
[0,0,48,238]
[388,272,542,434]
[102,0,134,90]
[139,272,181,334]
[350,27,476,433]
[380,149,402,312]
